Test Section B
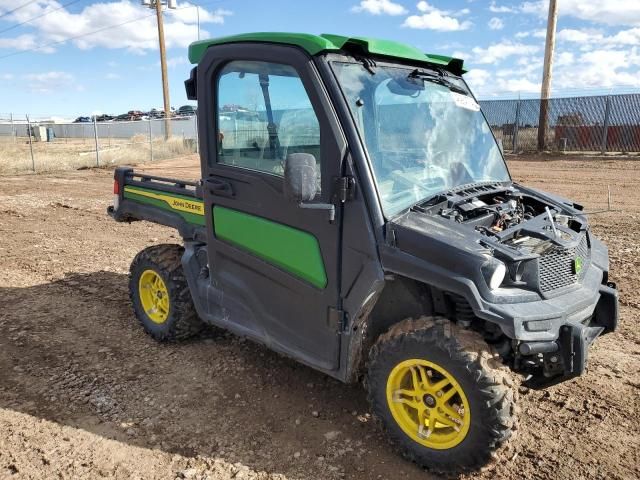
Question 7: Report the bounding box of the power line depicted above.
[0,11,156,60]
[0,1,38,20]
[0,0,226,60]
[0,0,86,35]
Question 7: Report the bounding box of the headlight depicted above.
[482,259,507,290]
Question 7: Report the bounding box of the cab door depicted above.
[197,43,346,371]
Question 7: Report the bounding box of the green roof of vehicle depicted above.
[188,32,464,73]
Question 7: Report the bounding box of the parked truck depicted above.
[108,33,618,475]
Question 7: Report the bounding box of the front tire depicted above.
[129,244,203,341]
[367,317,518,475]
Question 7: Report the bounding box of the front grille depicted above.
[538,232,590,293]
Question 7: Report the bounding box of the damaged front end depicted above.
[387,181,619,389]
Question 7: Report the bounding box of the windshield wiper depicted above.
[352,54,377,75]
[408,191,449,213]
[408,69,468,95]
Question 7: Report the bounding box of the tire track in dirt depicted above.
[0,156,638,479]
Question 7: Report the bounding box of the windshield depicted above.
[331,61,510,216]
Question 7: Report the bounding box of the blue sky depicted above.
[0,0,639,118]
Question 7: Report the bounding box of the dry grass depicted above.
[0,136,196,174]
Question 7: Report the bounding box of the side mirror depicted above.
[284,153,317,203]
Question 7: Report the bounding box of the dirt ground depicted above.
[0,154,638,480]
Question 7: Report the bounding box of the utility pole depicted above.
[537,0,558,151]
[142,0,176,140]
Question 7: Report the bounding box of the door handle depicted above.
[205,178,234,197]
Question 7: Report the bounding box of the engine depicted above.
[435,185,547,236]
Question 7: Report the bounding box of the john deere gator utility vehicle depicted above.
[108,33,618,474]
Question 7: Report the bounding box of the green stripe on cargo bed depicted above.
[213,206,327,289]
[123,185,205,226]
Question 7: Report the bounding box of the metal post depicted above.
[196,6,200,40]
[10,112,15,142]
[26,115,35,172]
[93,117,100,167]
[601,95,612,154]
[513,98,521,153]
[148,118,154,162]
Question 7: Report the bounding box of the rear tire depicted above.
[129,244,203,341]
[367,316,518,475]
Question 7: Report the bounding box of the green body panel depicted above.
[188,32,463,72]
[123,186,206,226]
[189,32,336,62]
[213,206,327,289]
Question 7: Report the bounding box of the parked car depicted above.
[178,105,196,116]
[95,114,114,122]
[127,110,145,121]
[73,116,91,123]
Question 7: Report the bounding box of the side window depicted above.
[216,61,321,179]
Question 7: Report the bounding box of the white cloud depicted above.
[464,68,491,89]
[404,12,472,31]
[489,2,517,14]
[515,29,546,39]
[553,47,640,90]
[416,1,435,13]
[24,71,77,93]
[105,72,121,79]
[471,41,540,64]
[474,45,640,96]
[488,17,504,30]
[168,4,231,24]
[557,27,640,48]
[557,29,601,44]
[0,73,14,80]
[471,77,541,96]
[555,51,575,66]
[165,56,188,68]
[0,1,232,54]
[498,78,541,93]
[520,0,640,27]
[0,33,54,52]
[351,0,407,16]
[404,2,472,31]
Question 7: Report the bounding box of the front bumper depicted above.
[521,282,618,389]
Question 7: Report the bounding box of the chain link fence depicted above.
[479,93,640,154]
[0,115,199,174]
[2,92,639,174]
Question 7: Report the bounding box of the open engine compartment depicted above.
[431,183,550,233]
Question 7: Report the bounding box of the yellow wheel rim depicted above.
[138,269,170,324]
[386,359,471,450]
